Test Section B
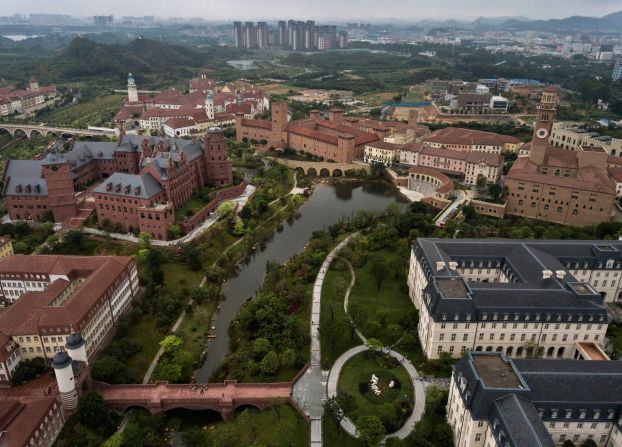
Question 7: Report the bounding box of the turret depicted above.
[408,109,419,129]
[205,94,214,120]
[65,333,88,364]
[127,72,139,103]
[52,352,79,411]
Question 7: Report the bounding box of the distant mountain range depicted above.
[501,10,622,32]
[398,10,622,33]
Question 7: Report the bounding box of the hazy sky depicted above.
[4,0,621,21]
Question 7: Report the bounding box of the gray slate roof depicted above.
[3,159,47,196]
[454,352,622,447]
[414,239,612,322]
[93,172,162,199]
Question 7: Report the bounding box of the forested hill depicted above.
[503,10,622,32]
[45,37,204,83]
[0,36,247,88]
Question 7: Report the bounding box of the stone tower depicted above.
[127,72,139,103]
[270,101,288,147]
[66,333,88,364]
[42,154,77,222]
[204,128,233,186]
[530,86,558,165]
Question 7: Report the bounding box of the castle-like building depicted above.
[114,74,269,135]
[505,87,621,226]
[2,130,233,240]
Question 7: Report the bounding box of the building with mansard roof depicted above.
[407,238,618,361]
[448,352,622,447]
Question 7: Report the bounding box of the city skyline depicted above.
[2,0,621,22]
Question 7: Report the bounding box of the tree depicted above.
[92,356,132,384]
[338,392,357,413]
[279,348,297,369]
[212,425,239,447]
[11,357,47,384]
[168,224,181,239]
[252,337,272,359]
[181,427,209,447]
[217,201,234,218]
[259,350,280,375]
[77,392,115,435]
[562,441,576,447]
[385,437,404,447]
[325,396,345,430]
[160,335,183,355]
[356,415,385,447]
[138,232,152,248]
[348,301,367,329]
[369,256,389,291]
[232,216,246,236]
[581,441,597,447]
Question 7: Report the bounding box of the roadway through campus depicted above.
[292,232,427,446]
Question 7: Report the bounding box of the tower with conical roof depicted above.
[205,93,214,120]
[127,72,139,103]
[52,351,79,411]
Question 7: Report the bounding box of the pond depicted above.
[194,181,407,382]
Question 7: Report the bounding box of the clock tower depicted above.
[530,85,557,164]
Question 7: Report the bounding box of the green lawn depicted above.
[36,94,124,128]
[323,412,362,447]
[348,249,411,346]
[203,405,309,446]
[337,351,414,433]
[320,264,360,369]
[125,313,166,381]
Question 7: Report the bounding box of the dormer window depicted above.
[551,409,558,419]
[493,313,498,321]
[579,410,586,419]
[538,408,544,418]
[565,410,572,419]
[482,313,488,321]
[593,410,600,419]
[442,314,447,321]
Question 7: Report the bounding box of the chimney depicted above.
[408,109,419,129]
[329,109,344,125]
[542,270,553,279]
[555,270,566,279]
[448,261,458,270]
[436,261,446,271]
[309,109,321,120]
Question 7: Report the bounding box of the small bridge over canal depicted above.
[0,124,119,139]
[267,157,370,177]
[95,380,294,420]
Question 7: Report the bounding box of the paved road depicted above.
[292,233,358,447]
[326,345,426,441]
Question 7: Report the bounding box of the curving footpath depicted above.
[294,232,426,446]
[326,345,426,441]
[293,233,358,447]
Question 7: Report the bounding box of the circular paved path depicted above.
[326,345,426,441]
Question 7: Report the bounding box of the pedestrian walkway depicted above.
[82,185,255,246]
[292,233,358,447]
[326,345,426,441]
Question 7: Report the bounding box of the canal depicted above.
[194,180,406,382]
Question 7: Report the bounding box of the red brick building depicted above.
[236,102,383,163]
[505,87,621,226]
[3,130,233,236]
[93,130,232,239]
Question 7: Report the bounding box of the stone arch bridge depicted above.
[0,124,119,139]
[95,380,296,421]
[267,157,370,177]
